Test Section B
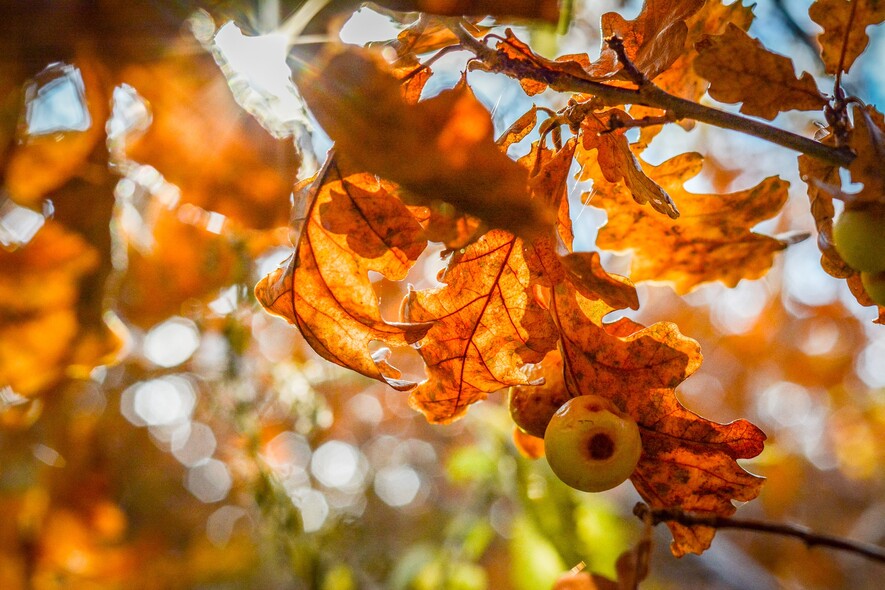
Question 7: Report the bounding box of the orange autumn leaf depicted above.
[0,222,98,396]
[578,111,679,219]
[492,31,596,96]
[551,284,765,556]
[809,0,885,74]
[694,24,827,120]
[117,206,244,328]
[587,0,705,80]
[404,229,559,422]
[4,59,109,208]
[374,0,559,21]
[298,45,556,239]
[630,0,755,147]
[848,104,885,202]
[591,151,791,293]
[256,156,430,391]
[120,52,297,230]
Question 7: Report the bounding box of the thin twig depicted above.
[634,503,885,565]
[450,23,855,168]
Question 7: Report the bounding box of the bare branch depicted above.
[451,23,855,168]
[634,503,885,565]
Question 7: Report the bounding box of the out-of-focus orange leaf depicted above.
[120,52,297,230]
[590,151,791,293]
[513,427,545,459]
[117,206,243,328]
[298,45,556,239]
[256,156,430,391]
[578,111,679,219]
[3,59,109,208]
[551,284,765,556]
[374,0,559,21]
[809,0,885,74]
[0,222,98,396]
[694,24,826,120]
[404,229,559,422]
[587,0,704,80]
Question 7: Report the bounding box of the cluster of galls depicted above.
[833,205,885,306]
[510,387,641,493]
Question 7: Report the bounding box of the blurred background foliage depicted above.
[0,0,883,588]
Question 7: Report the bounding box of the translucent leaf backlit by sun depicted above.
[551,284,765,556]
[404,230,559,422]
[255,156,430,390]
[694,24,826,120]
[809,0,885,74]
[578,111,679,219]
[590,151,791,293]
[297,45,556,239]
[588,0,704,80]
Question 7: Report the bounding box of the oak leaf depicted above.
[578,111,679,219]
[694,24,827,120]
[551,284,765,556]
[404,229,559,422]
[629,0,755,147]
[809,0,885,74]
[588,0,705,80]
[590,151,791,293]
[848,104,885,202]
[298,45,556,239]
[256,156,431,391]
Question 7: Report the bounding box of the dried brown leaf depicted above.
[299,46,556,239]
[591,151,791,293]
[551,284,765,556]
[695,24,826,120]
[256,156,430,390]
[404,230,558,422]
[809,0,885,74]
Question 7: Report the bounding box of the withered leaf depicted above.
[809,0,885,74]
[493,31,595,96]
[551,284,765,556]
[629,0,754,147]
[404,229,558,422]
[848,104,885,202]
[587,0,705,80]
[578,111,679,219]
[694,24,826,120]
[591,151,791,293]
[299,46,556,239]
[255,156,430,391]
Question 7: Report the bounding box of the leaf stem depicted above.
[452,24,855,168]
[633,503,885,564]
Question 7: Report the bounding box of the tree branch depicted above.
[633,503,885,564]
[451,24,855,168]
